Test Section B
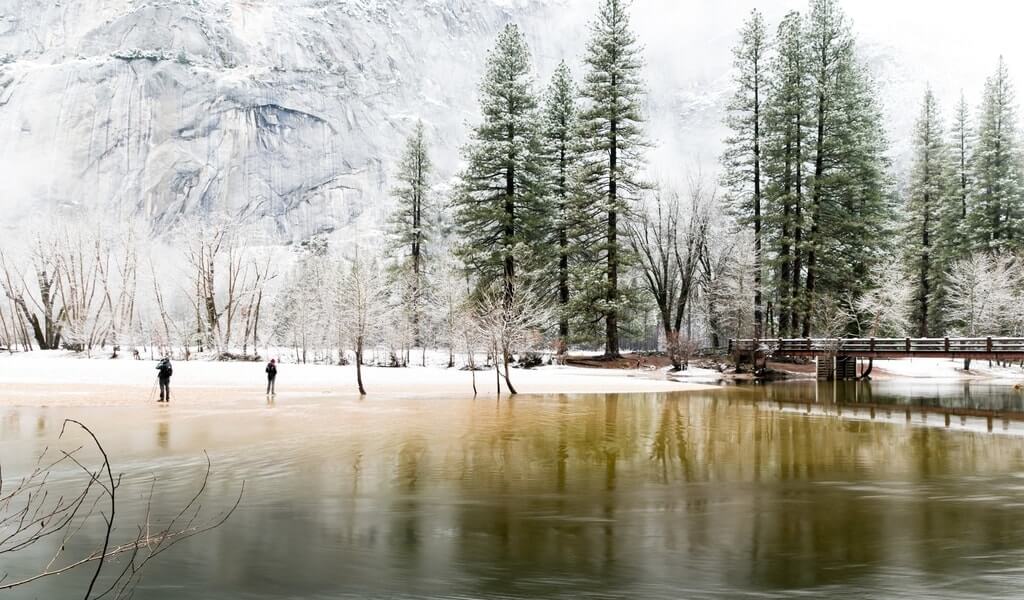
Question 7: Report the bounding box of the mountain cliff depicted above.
[0,0,963,245]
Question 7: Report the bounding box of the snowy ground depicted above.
[871,358,1024,382]
[0,351,715,406]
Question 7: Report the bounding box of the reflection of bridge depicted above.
[760,381,1024,434]
[729,338,1024,380]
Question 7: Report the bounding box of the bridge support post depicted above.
[816,356,834,381]
[818,355,857,381]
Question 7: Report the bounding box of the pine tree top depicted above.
[579,0,645,126]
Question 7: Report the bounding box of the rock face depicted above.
[0,0,938,247]
[0,0,604,244]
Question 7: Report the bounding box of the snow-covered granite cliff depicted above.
[0,0,996,245]
[0,0,607,243]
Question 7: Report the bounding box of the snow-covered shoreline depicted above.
[0,352,716,406]
[869,358,1024,382]
[5,353,1024,408]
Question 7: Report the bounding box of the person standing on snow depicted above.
[156,357,173,402]
[265,358,278,395]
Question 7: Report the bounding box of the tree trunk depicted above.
[502,350,518,395]
[558,142,570,357]
[804,82,826,338]
[504,123,517,307]
[356,339,366,396]
[666,330,682,371]
[605,111,620,359]
[494,356,502,396]
[753,58,763,340]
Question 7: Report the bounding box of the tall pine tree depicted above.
[938,93,973,264]
[540,62,583,356]
[762,11,810,338]
[722,9,769,339]
[387,120,433,346]
[578,0,648,358]
[968,56,1023,253]
[803,0,853,336]
[905,89,953,336]
[454,24,548,303]
[802,0,892,336]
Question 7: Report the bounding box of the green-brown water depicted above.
[4,381,1024,598]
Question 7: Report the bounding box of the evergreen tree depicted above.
[953,94,972,232]
[722,9,769,339]
[802,0,892,336]
[387,121,433,346]
[938,93,973,265]
[968,56,1023,252]
[803,0,852,336]
[905,89,954,336]
[453,24,548,303]
[539,62,583,356]
[762,11,810,338]
[577,0,648,358]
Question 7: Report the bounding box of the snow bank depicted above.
[0,352,714,406]
[872,357,1024,382]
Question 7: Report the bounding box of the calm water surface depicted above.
[4,381,1024,599]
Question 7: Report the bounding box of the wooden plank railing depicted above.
[728,337,1024,357]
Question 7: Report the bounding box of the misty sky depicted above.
[629,0,1024,96]
[532,0,1024,176]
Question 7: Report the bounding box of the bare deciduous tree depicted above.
[472,282,552,395]
[946,253,1021,337]
[337,249,392,395]
[630,182,712,371]
[0,236,64,350]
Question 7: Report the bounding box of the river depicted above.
[3,381,1024,598]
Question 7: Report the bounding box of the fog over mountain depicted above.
[1,0,1022,245]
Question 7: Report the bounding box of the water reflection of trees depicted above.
[7,392,1024,597]
[429,392,1024,594]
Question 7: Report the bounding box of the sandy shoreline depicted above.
[0,353,717,406]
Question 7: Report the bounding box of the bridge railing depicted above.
[728,337,1024,355]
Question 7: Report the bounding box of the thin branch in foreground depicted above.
[0,420,243,599]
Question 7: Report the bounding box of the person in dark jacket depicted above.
[156,358,173,402]
[265,359,278,395]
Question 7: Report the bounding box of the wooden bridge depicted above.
[728,337,1024,380]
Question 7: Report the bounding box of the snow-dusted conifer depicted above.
[539,62,583,356]
[722,9,769,340]
[802,0,892,336]
[950,94,972,246]
[762,11,811,337]
[387,121,433,347]
[453,24,548,305]
[577,0,649,358]
[968,57,1023,252]
[905,89,954,336]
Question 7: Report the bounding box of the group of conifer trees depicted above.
[389,0,649,358]
[722,0,894,340]
[724,0,1024,340]
[388,0,1024,353]
[903,57,1023,337]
